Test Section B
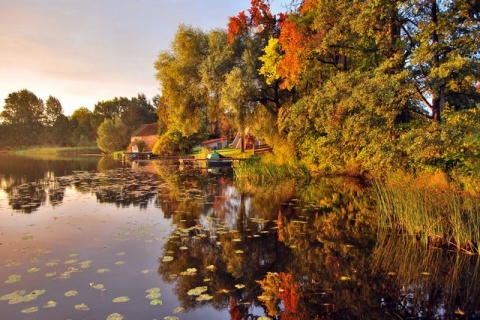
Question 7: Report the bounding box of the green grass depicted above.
[11,146,101,155]
[234,156,310,183]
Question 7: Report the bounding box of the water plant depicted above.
[375,173,480,254]
[234,156,310,184]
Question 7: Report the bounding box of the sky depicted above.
[0,0,286,116]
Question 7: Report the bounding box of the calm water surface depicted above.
[0,155,478,319]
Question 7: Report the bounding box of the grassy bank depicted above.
[10,146,102,156]
[234,155,311,183]
[375,172,480,254]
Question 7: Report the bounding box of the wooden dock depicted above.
[179,157,246,168]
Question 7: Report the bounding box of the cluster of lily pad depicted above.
[7,168,166,212]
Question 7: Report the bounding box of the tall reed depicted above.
[234,156,310,184]
[375,174,479,254]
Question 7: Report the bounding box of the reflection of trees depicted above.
[157,175,294,314]
[372,233,480,318]
[267,177,382,319]
[5,163,163,212]
[156,175,388,318]
[7,182,47,212]
[158,221,289,313]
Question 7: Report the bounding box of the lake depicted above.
[0,154,478,319]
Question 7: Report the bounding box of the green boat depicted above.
[207,151,232,167]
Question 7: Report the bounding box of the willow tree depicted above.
[199,30,239,138]
[154,24,209,138]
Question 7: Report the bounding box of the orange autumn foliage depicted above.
[278,18,307,89]
[227,0,275,43]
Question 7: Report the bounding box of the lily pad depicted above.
[107,313,125,320]
[90,283,105,290]
[5,274,21,284]
[74,303,90,311]
[96,268,111,273]
[173,306,185,314]
[79,260,92,268]
[64,259,78,265]
[146,288,161,300]
[206,265,216,271]
[64,290,79,297]
[1,289,46,304]
[149,299,163,305]
[43,300,57,308]
[21,306,39,313]
[196,293,213,301]
[45,260,60,267]
[162,256,174,262]
[187,286,208,296]
[113,296,130,303]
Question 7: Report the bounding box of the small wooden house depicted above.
[130,123,158,151]
[202,137,228,150]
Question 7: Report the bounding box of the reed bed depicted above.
[375,174,480,254]
[234,156,310,184]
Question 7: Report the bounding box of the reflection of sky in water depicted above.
[0,182,194,319]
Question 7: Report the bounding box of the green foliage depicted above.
[152,128,205,156]
[154,25,209,138]
[234,156,310,184]
[131,139,148,152]
[1,89,45,146]
[95,95,157,134]
[280,71,402,175]
[96,117,129,153]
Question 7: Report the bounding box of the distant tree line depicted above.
[0,89,158,150]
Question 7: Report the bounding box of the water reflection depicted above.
[373,233,480,319]
[1,156,478,319]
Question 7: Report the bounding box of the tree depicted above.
[399,0,480,122]
[93,98,121,120]
[221,67,257,152]
[96,117,129,153]
[120,94,157,133]
[1,89,44,125]
[1,89,44,146]
[154,24,209,138]
[200,29,237,137]
[44,95,63,127]
[70,107,97,146]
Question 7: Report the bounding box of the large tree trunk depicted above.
[430,0,441,123]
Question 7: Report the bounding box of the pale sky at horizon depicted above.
[0,0,286,116]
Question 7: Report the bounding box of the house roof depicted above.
[131,123,158,137]
[202,137,227,145]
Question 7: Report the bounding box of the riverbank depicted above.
[7,146,102,156]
